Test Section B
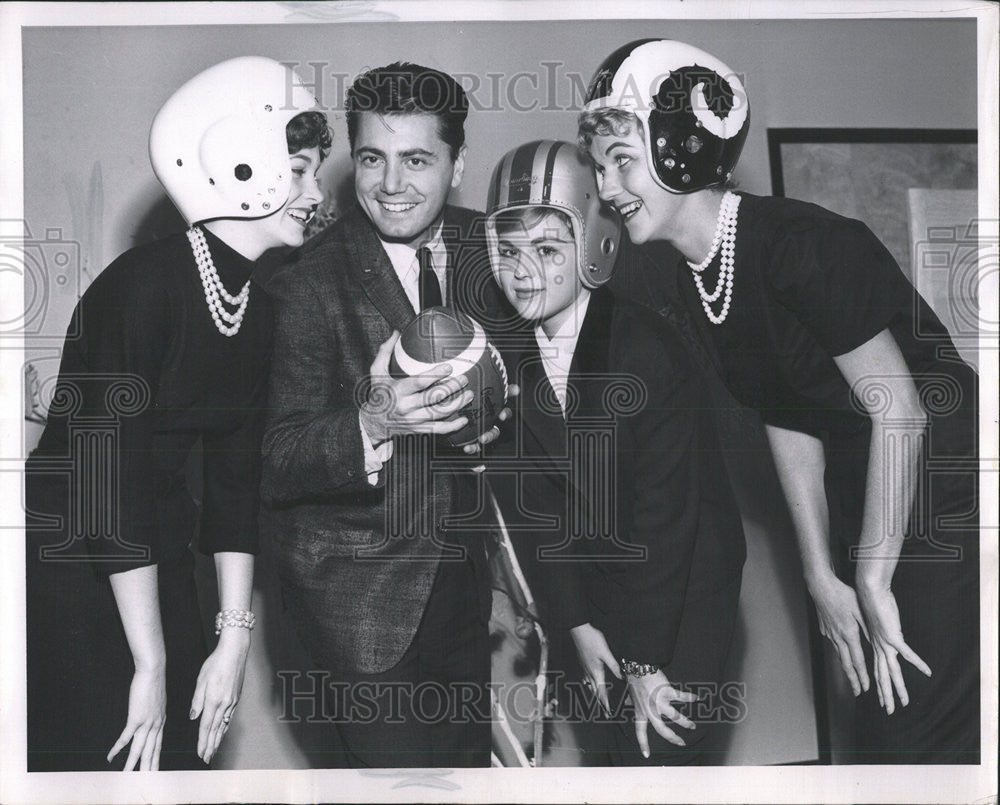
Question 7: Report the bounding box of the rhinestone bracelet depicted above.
[620,658,661,678]
[215,609,256,636]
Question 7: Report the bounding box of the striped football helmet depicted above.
[486,139,620,288]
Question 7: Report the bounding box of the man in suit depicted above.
[261,63,516,768]
[485,140,746,765]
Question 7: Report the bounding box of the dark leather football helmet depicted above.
[584,39,750,194]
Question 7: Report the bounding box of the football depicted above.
[389,306,509,447]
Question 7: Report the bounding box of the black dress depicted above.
[676,192,979,764]
[25,229,270,771]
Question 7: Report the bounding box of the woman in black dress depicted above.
[578,39,980,764]
[25,57,329,771]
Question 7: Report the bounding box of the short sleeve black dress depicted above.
[675,192,979,764]
[25,228,271,771]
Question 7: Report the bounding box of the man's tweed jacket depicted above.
[260,204,516,675]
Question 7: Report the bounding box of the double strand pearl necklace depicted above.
[687,190,740,325]
[186,226,251,337]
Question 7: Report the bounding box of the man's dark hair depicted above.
[346,62,468,160]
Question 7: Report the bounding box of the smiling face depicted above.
[258,146,323,249]
[587,120,681,245]
[353,112,466,247]
[494,209,583,337]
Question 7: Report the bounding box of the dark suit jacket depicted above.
[497,288,746,667]
[260,204,515,675]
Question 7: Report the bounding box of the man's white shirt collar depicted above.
[379,223,448,312]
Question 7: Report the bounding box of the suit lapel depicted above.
[442,206,478,316]
[441,209,459,309]
[346,206,476,328]
[517,343,569,463]
[567,288,613,422]
[345,208,417,332]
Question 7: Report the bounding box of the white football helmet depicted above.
[149,57,320,225]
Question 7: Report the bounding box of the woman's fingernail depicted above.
[642,750,649,758]
[189,709,197,719]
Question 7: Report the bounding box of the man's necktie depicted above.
[417,246,443,309]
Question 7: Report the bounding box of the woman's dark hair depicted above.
[286,110,333,158]
[345,62,468,160]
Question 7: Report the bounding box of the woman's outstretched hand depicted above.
[570,623,621,714]
[627,669,699,759]
[190,630,250,764]
[856,580,931,714]
[808,574,871,697]
[107,664,166,771]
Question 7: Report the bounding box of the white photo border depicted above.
[1,2,996,803]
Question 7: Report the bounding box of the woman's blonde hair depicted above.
[492,206,573,238]
[576,108,643,152]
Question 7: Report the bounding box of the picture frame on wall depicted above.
[767,128,981,369]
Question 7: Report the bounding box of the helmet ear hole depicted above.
[235,164,253,181]
[601,237,615,256]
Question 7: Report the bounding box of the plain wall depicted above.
[20,17,977,768]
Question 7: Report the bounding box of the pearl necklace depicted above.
[186,227,251,337]
[687,191,740,325]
